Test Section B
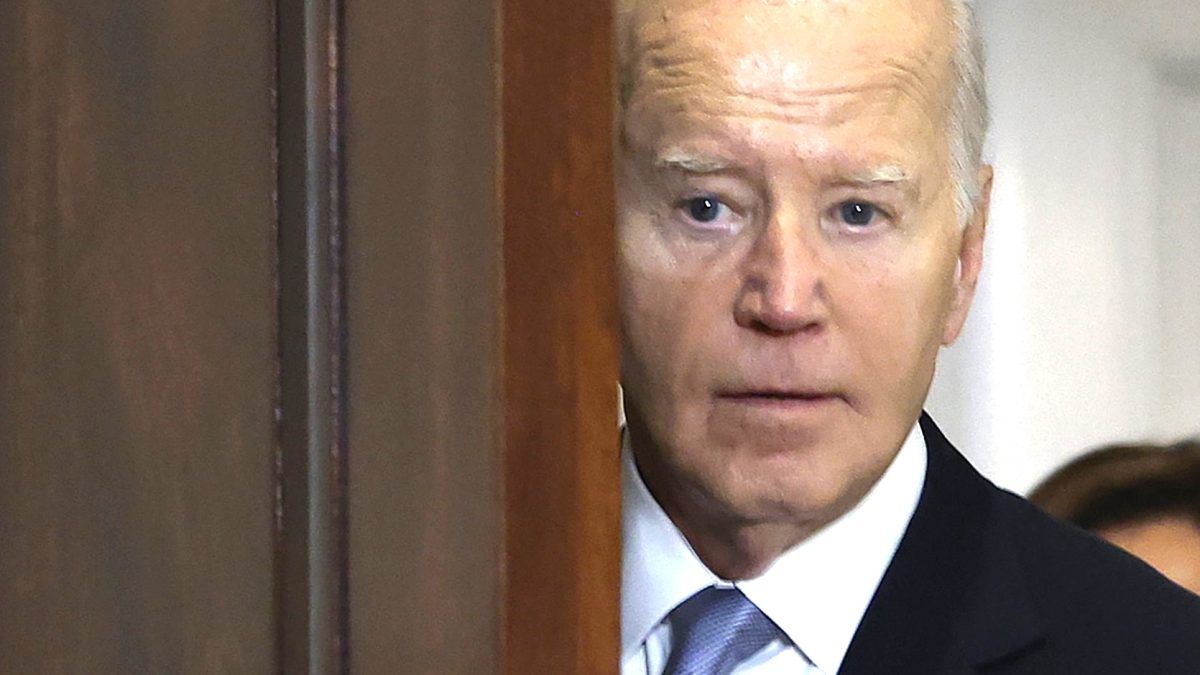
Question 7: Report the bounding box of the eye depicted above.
[684,196,728,224]
[674,195,741,233]
[837,201,879,227]
[666,182,748,234]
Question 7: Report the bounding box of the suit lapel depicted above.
[836,413,1045,674]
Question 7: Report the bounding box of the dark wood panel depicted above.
[499,0,621,671]
[342,0,502,672]
[0,2,277,672]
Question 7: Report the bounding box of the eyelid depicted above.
[669,171,758,209]
[833,184,904,212]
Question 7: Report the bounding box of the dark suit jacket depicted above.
[838,413,1200,674]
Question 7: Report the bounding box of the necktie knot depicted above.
[664,586,781,675]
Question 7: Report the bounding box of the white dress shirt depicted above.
[621,424,928,674]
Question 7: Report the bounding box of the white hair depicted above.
[617,0,991,227]
[947,0,990,226]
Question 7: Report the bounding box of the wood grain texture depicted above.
[0,1,277,672]
[345,0,620,672]
[343,0,503,672]
[500,0,622,672]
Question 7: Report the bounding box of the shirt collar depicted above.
[621,423,927,673]
[620,432,719,661]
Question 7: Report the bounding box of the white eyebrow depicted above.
[654,150,733,173]
[844,165,912,185]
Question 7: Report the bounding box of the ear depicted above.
[941,165,992,346]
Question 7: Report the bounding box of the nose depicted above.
[733,215,828,335]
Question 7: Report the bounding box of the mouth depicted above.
[715,389,844,408]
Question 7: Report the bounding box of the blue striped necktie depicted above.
[663,586,781,675]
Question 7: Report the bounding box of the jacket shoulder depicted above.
[990,487,1200,670]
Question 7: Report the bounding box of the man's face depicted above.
[619,0,988,528]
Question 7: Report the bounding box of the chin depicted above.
[695,442,862,524]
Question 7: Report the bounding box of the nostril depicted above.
[746,315,823,338]
[734,286,826,336]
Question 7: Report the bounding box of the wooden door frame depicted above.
[276,0,620,671]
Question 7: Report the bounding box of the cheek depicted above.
[618,228,732,401]
[618,232,686,388]
[619,209,719,342]
[621,271,705,370]
[835,257,954,380]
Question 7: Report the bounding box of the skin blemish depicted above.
[787,134,832,160]
[735,52,812,95]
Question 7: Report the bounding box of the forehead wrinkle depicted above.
[635,80,920,130]
[878,57,950,121]
[624,1,956,125]
[724,52,945,123]
[634,47,944,129]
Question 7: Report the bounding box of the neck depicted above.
[629,432,825,580]
[673,515,814,580]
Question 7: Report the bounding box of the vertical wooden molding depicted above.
[337,0,618,669]
[275,0,348,672]
[500,0,622,671]
[341,0,503,670]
